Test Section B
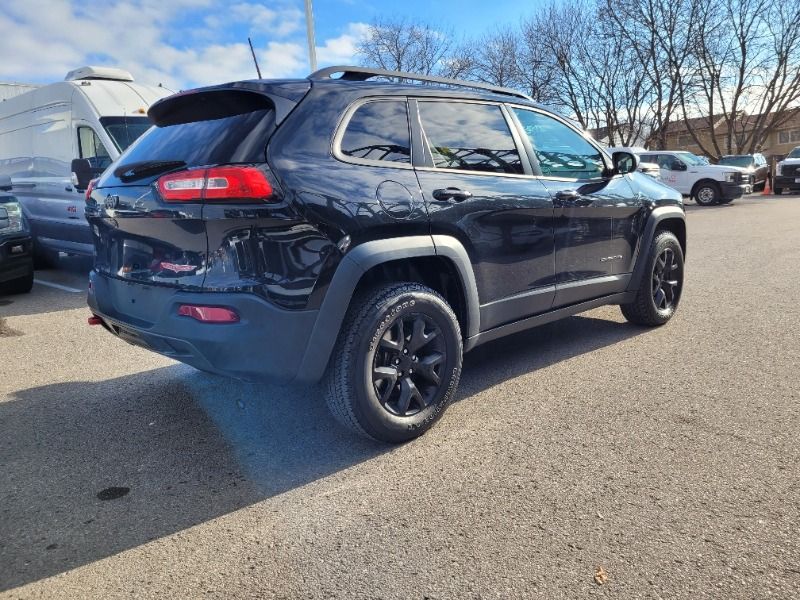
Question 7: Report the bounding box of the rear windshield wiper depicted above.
[114,160,186,182]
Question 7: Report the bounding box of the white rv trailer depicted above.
[0,66,173,262]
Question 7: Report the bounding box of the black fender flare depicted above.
[294,235,480,383]
[627,206,686,293]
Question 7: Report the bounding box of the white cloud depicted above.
[229,2,303,37]
[0,2,365,90]
[316,22,369,66]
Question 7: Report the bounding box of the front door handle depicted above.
[432,187,472,202]
[555,190,580,202]
[554,189,593,207]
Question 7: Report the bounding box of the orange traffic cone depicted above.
[762,176,771,195]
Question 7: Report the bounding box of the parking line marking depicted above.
[33,279,84,293]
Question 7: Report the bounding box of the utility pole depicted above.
[304,0,318,72]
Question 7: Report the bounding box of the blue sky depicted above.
[0,0,547,89]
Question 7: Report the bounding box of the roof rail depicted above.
[308,65,533,102]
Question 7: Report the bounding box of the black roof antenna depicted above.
[248,37,263,79]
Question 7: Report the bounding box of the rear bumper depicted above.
[774,175,800,191]
[0,235,33,283]
[88,271,319,383]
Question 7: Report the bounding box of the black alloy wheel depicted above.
[620,230,684,326]
[652,247,679,312]
[371,313,445,417]
[325,282,462,443]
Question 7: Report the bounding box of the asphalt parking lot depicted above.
[1,195,798,599]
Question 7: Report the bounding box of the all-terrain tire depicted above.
[620,230,684,327]
[324,282,463,443]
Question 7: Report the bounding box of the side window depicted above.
[417,101,523,174]
[340,100,411,164]
[77,126,112,171]
[645,154,675,169]
[666,155,686,170]
[512,108,604,179]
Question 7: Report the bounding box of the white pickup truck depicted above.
[638,150,750,206]
[773,146,800,195]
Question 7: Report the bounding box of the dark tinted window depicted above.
[116,109,274,171]
[340,100,410,163]
[101,117,152,152]
[418,102,523,174]
[719,156,753,168]
[513,109,603,179]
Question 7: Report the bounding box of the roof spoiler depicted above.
[148,81,311,127]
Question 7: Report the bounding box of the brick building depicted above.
[661,110,800,163]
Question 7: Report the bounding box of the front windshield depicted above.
[788,147,800,159]
[719,156,753,168]
[100,116,152,152]
[675,151,707,167]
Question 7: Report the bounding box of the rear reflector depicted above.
[157,166,273,202]
[88,315,103,325]
[177,304,240,323]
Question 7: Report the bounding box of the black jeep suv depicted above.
[86,66,686,442]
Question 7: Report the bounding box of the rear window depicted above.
[339,100,411,164]
[103,109,275,187]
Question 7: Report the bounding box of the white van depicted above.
[0,66,172,263]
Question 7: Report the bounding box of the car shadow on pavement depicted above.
[0,255,92,318]
[458,313,647,399]
[0,365,383,591]
[0,287,87,318]
[0,313,645,591]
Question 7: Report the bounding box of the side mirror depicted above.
[0,206,9,230]
[0,175,11,191]
[71,158,93,190]
[671,160,687,171]
[612,151,639,175]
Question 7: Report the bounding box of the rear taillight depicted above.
[177,304,240,323]
[157,166,273,203]
[85,178,97,202]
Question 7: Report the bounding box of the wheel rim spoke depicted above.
[373,366,398,404]
[379,319,405,352]
[407,316,437,354]
[397,378,424,414]
[654,287,667,309]
[416,352,443,385]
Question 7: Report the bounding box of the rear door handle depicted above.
[432,187,472,202]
